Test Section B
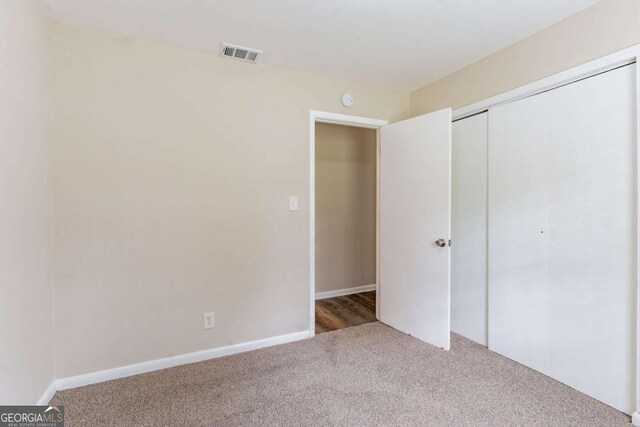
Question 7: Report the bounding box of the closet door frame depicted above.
[451,44,640,424]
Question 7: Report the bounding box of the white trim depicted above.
[36,381,57,405]
[310,110,388,129]
[375,128,381,320]
[309,111,315,337]
[309,110,388,338]
[315,284,376,300]
[635,54,640,421]
[52,330,309,392]
[452,45,640,121]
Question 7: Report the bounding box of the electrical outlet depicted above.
[203,312,215,329]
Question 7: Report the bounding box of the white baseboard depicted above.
[36,381,57,405]
[315,284,376,300]
[632,412,640,426]
[46,330,310,394]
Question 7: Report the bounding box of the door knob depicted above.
[435,238,446,247]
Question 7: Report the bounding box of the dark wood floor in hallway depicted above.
[315,291,376,334]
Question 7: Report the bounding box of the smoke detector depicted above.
[220,43,262,64]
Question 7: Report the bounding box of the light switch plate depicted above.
[289,196,299,211]
[203,312,215,329]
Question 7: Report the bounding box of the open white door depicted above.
[379,108,452,350]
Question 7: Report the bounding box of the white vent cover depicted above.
[220,43,262,63]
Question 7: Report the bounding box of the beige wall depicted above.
[411,0,640,115]
[51,23,409,377]
[315,124,376,293]
[0,1,53,404]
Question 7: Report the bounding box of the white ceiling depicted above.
[40,0,602,91]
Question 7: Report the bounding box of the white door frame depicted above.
[450,44,640,422]
[309,110,388,337]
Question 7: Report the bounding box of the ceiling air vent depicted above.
[220,43,262,64]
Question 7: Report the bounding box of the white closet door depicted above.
[451,113,488,345]
[488,65,636,414]
[379,108,451,350]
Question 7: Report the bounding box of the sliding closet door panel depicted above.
[488,64,636,414]
[451,113,488,345]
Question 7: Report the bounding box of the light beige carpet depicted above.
[51,322,630,426]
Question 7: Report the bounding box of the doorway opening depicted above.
[314,122,376,333]
[309,111,388,336]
